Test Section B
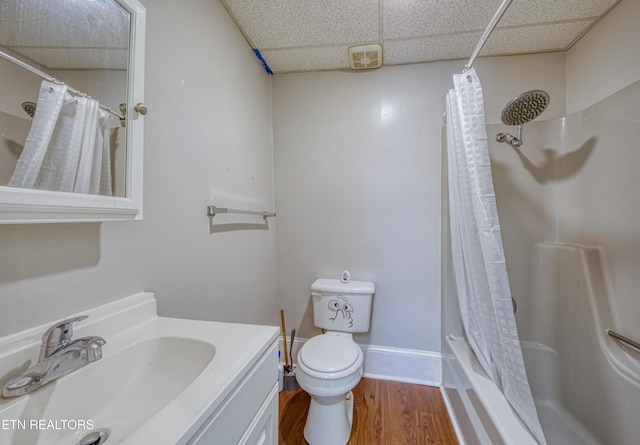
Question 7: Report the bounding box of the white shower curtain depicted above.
[9,80,116,195]
[445,68,547,444]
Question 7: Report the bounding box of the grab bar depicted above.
[206,206,276,218]
[606,329,640,351]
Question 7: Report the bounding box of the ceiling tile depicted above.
[222,0,379,49]
[383,0,503,40]
[0,0,129,48]
[383,20,592,67]
[383,33,480,66]
[500,0,619,26]
[482,21,593,55]
[262,46,351,73]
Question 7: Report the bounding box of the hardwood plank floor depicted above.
[279,378,459,445]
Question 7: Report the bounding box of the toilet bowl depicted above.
[296,332,364,445]
[295,277,375,445]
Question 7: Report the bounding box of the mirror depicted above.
[0,0,145,223]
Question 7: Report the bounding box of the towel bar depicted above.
[206,206,276,218]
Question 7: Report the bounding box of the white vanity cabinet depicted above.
[187,341,279,445]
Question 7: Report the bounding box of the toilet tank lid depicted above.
[311,279,375,294]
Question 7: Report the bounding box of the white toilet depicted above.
[295,277,375,445]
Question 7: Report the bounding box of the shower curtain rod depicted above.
[0,49,125,120]
[463,0,514,72]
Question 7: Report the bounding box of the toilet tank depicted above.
[311,279,375,333]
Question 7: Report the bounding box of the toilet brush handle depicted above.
[290,329,296,367]
[280,310,289,368]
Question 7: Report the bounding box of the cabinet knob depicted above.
[135,103,148,115]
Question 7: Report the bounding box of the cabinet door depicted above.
[239,384,278,445]
[187,342,277,445]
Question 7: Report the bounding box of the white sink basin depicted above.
[0,293,279,445]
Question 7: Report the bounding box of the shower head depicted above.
[496,90,549,148]
[22,101,36,118]
[501,90,549,126]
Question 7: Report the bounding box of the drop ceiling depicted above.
[0,0,129,70]
[220,0,621,74]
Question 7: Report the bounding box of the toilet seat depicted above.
[298,335,363,380]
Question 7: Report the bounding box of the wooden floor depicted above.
[279,378,459,445]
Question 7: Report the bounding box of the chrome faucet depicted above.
[2,316,106,398]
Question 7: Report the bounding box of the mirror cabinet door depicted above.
[0,0,145,223]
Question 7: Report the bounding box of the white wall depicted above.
[0,0,277,337]
[566,0,640,114]
[272,52,565,355]
[272,63,451,352]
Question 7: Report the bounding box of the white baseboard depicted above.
[279,337,441,387]
[361,344,441,386]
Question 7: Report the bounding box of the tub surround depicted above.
[442,79,640,445]
[443,0,639,440]
[443,243,640,445]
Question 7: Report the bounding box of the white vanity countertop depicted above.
[122,316,279,444]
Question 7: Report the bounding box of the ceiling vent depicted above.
[348,44,382,70]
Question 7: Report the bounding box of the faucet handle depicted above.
[83,336,107,362]
[40,315,88,360]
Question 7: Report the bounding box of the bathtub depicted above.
[441,243,640,445]
[443,337,604,445]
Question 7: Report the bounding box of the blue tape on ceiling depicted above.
[253,49,273,75]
